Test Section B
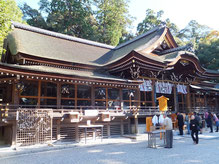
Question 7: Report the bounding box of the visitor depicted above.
[213,113,219,132]
[185,113,190,135]
[207,112,213,133]
[194,112,202,134]
[163,114,173,148]
[190,115,199,144]
[198,113,203,134]
[177,112,184,135]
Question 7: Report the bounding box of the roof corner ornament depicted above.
[186,43,195,53]
[130,65,140,79]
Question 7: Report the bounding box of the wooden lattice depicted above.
[16,109,52,146]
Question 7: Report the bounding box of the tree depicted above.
[137,9,179,35]
[94,0,132,45]
[20,0,98,41]
[177,20,210,49]
[20,3,47,29]
[0,0,23,55]
[196,31,219,70]
[137,9,182,45]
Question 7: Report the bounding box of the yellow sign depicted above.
[156,96,169,112]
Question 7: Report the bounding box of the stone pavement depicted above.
[0,129,219,163]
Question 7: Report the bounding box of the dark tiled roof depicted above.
[6,22,166,66]
[95,27,166,65]
[0,63,133,82]
[12,22,114,49]
[7,28,112,66]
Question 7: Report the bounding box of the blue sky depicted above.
[16,0,219,33]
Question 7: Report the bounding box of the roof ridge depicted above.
[11,21,115,49]
[113,26,164,50]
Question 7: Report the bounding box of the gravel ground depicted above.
[0,130,219,164]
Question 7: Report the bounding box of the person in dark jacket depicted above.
[190,115,199,144]
[177,112,184,135]
[207,112,213,133]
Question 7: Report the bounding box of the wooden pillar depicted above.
[216,94,218,111]
[119,88,123,110]
[134,115,138,134]
[91,86,95,106]
[173,84,178,112]
[57,83,61,109]
[11,121,17,146]
[56,119,61,140]
[152,80,156,106]
[37,81,41,108]
[12,82,19,106]
[120,119,124,136]
[193,93,196,108]
[107,123,110,138]
[204,94,207,107]
[128,118,131,134]
[50,116,53,142]
[186,85,191,112]
[75,123,79,142]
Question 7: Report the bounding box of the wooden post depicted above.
[204,94,207,107]
[56,119,61,140]
[134,115,138,134]
[152,80,156,106]
[12,82,19,106]
[37,81,41,108]
[107,123,110,138]
[120,119,124,136]
[173,84,178,112]
[119,88,122,110]
[216,94,218,110]
[186,85,191,112]
[57,83,61,109]
[75,123,79,142]
[50,116,53,142]
[128,118,131,134]
[91,86,95,106]
[11,121,17,146]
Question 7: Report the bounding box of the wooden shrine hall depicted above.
[0,22,218,146]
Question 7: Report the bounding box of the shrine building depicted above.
[0,22,218,146]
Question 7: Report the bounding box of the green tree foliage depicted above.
[20,0,131,45]
[94,0,132,46]
[196,31,219,70]
[21,0,98,40]
[0,0,23,55]
[20,3,47,29]
[45,0,97,40]
[137,9,179,36]
[177,20,210,49]
[137,9,184,45]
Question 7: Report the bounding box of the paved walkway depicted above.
[0,130,219,164]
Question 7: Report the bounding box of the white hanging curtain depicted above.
[155,81,173,94]
[177,84,187,94]
[139,79,152,91]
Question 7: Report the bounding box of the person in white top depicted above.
[163,114,173,148]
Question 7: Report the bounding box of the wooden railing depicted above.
[1,104,218,122]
